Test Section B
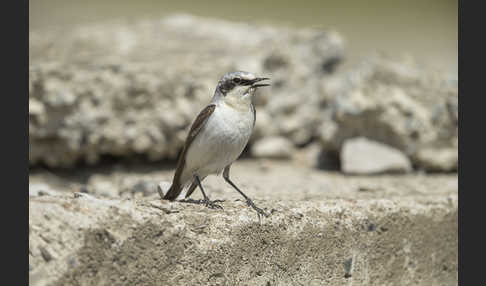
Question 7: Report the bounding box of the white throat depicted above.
[223,86,253,111]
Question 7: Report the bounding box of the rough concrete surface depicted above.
[29,14,457,171]
[29,160,458,286]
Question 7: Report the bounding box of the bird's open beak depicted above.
[250,77,271,88]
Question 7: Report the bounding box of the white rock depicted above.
[341,137,412,174]
[251,136,295,159]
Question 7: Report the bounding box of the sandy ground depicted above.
[29,158,458,203]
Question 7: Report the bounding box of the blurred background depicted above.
[30,0,457,72]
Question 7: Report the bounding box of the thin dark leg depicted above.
[195,176,224,209]
[184,180,199,199]
[180,176,223,209]
[223,166,268,218]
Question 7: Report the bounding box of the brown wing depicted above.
[163,104,216,200]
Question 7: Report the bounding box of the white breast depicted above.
[181,101,254,184]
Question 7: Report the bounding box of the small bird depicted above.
[161,71,270,217]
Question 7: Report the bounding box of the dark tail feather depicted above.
[163,184,182,201]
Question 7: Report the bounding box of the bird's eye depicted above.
[233,78,241,84]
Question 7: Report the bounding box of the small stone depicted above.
[251,137,295,159]
[74,192,85,198]
[29,98,45,116]
[132,181,157,197]
[415,147,457,172]
[68,257,77,268]
[341,137,412,174]
[344,257,353,278]
[39,246,54,262]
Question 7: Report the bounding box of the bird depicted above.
[160,71,270,218]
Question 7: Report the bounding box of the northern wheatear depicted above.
[161,71,270,217]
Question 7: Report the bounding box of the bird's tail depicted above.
[162,183,182,201]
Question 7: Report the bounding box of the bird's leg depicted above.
[196,176,224,209]
[179,180,199,203]
[180,175,223,210]
[223,166,269,218]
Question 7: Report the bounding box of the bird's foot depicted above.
[245,199,269,219]
[202,197,224,210]
[179,198,224,210]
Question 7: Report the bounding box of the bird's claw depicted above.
[245,199,269,218]
[203,198,224,210]
[180,198,224,210]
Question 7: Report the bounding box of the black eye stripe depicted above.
[233,78,254,86]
